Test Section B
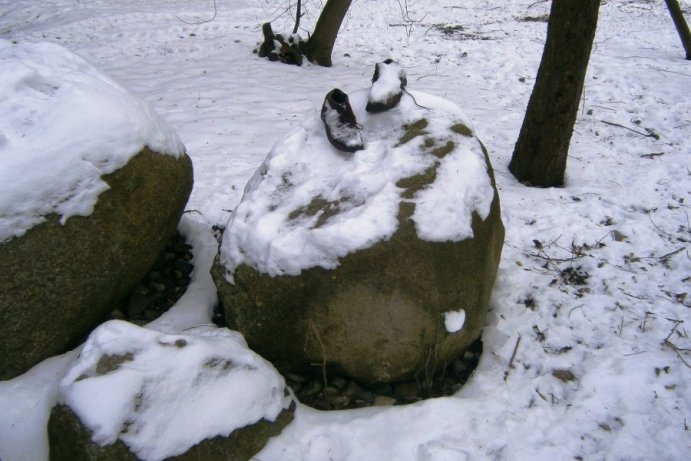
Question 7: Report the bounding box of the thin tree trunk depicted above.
[293,0,302,34]
[664,0,691,60]
[303,0,352,67]
[508,0,601,187]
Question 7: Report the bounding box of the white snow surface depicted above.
[0,39,184,243]
[1,1,690,460]
[219,88,492,278]
[59,320,290,461]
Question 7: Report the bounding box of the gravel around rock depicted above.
[282,339,483,410]
[111,231,194,324]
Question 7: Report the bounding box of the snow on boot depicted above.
[321,88,365,153]
[366,59,407,113]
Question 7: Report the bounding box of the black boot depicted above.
[321,88,365,153]
[366,59,407,113]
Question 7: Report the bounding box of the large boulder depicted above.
[48,321,294,461]
[0,40,193,380]
[212,85,504,384]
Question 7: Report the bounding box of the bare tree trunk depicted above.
[508,0,600,187]
[293,0,302,34]
[664,0,691,59]
[303,0,352,67]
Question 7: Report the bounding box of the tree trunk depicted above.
[303,0,352,67]
[664,0,691,59]
[293,0,302,34]
[508,0,601,187]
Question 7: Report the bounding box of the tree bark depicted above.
[508,0,601,187]
[303,0,352,67]
[664,0,691,60]
[293,0,302,34]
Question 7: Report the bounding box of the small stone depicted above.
[285,372,306,383]
[394,381,419,401]
[311,398,332,411]
[174,259,194,274]
[323,386,339,396]
[302,379,323,397]
[109,309,126,320]
[151,282,166,293]
[611,230,628,242]
[343,380,363,397]
[330,377,347,390]
[453,360,467,376]
[369,383,393,396]
[552,369,576,382]
[330,395,351,409]
[372,395,396,406]
[356,389,375,403]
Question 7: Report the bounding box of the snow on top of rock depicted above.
[368,60,407,104]
[219,88,494,279]
[59,320,290,461]
[0,40,185,243]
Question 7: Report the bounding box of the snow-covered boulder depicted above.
[48,321,293,461]
[212,86,504,384]
[0,40,193,380]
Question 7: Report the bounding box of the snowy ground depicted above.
[1,0,690,460]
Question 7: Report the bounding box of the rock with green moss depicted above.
[0,41,194,380]
[49,403,294,461]
[213,88,504,384]
[0,148,193,380]
[47,321,293,461]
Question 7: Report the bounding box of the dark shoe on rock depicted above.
[366,59,407,113]
[321,88,365,153]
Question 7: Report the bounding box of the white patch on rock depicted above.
[443,309,466,333]
[59,320,290,461]
[0,40,185,243]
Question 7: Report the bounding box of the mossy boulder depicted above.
[48,404,294,461]
[0,148,193,380]
[48,321,293,461]
[213,88,504,384]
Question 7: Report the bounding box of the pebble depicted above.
[372,395,397,406]
[113,231,194,324]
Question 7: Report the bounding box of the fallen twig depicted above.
[601,120,659,139]
[504,334,522,381]
[665,340,691,368]
[663,319,690,368]
[659,247,687,261]
[308,319,329,390]
[640,152,665,159]
[177,0,217,25]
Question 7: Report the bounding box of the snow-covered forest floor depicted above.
[1,0,690,459]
